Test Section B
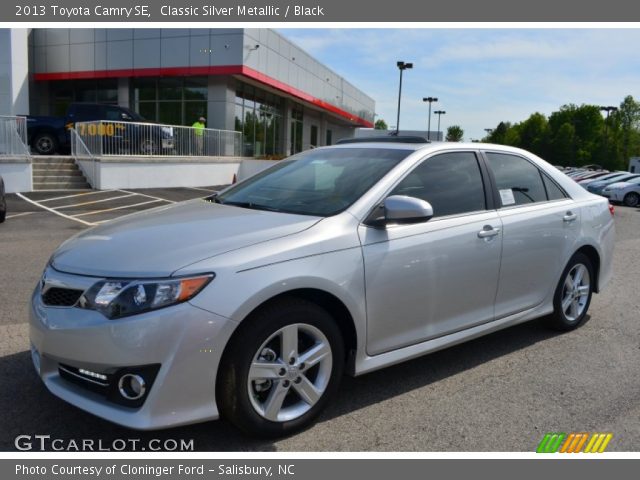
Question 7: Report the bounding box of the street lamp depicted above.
[599,106,618,155]
[434,110,446,140]
[599,106,618,135]
[395,61,413,134]
[423,97,438,140]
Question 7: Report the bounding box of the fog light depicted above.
[79,368,108,381]
[118,373,146,400]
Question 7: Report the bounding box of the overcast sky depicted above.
[280,28,640,140]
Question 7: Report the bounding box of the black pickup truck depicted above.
[26,103,174,155]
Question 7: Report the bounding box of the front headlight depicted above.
[78,274,214,319]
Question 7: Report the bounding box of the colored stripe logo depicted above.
[537,433,612,453]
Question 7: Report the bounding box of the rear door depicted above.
[483,151,578,319]
[360,151,503,355]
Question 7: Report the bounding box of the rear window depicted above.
[486,153,547,206]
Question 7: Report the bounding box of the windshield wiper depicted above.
[221,200,281,212]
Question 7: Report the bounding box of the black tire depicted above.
[0,205,5,223]
[546,253,594,331]
[623,192,640,208]
[138,139,158,155]
[32,133,58,155]
[217,298,344,437]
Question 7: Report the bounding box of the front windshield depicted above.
[216,148,411,216]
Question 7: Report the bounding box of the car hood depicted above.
[51,199,321,277]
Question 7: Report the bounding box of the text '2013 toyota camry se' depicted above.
[30,142,614,436]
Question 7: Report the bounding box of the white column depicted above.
[0,29,30,115]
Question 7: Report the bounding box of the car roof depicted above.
[324,141,524,153]
[335,135,429,145]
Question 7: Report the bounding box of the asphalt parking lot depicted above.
[1,190,639,452]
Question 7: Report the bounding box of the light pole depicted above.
[434,110,446,140]
[395,61,413,134]
[423,97,438,140]
[599,106,618,156]
[599,106,618,137]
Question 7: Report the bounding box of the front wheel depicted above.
[138,139,158,155]
[546,253,594,331]
[218,299,344,437]
[623,192,640,208]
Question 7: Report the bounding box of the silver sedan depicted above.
[30,142,614,436]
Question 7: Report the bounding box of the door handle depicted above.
[563,211,578,222]
[477,226,501,238]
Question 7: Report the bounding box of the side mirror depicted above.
[366,195,434,227]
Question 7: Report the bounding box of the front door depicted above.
[359,151,502,356]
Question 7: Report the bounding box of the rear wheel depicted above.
[623,192,640,207]
[218,298,344,437]
[33,133,58,155]
[546,253,594,331]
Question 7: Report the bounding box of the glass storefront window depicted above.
[131,77,208,125]
[235,82,284,157]
[47,79,117,115]
[158,102,181,125]
[133,78,156,102]
[185,78,207,101]
[158,78,181,101]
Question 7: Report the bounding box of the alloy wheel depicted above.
[560,264,591,322]
[247,323,333,422]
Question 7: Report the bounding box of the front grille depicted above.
[42,287,83,307]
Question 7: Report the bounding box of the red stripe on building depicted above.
[33,66,374,127]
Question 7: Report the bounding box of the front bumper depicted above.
[602,190,623,202]
[29,269,238,430]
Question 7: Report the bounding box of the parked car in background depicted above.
[30,142,615,436]
[572,171,609,182]
[26,103,174,155]
[602,177,640,207]
[578,171,624,186]
[0,175,6,223]
[588,174,640,195]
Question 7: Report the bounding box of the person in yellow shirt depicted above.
[191,116,206,155]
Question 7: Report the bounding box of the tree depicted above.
[445,125,464,142]
[518,112,550,157]
[374,119,388,130]
[617,95,640,168]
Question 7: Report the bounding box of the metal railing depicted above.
[74,120,242,158]
[0,115,30,157]
[70,128,97,187]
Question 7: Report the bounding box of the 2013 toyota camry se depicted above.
[30,142,614,436]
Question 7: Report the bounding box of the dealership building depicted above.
[1,28,375,157]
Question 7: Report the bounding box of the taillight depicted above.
[609,204,615,216]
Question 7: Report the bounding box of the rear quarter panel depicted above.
[575,197,615,292]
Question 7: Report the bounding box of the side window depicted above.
[105,107,131,121]
[390,152,486,218]
[542,173,568,201]
[486,153,547,206]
